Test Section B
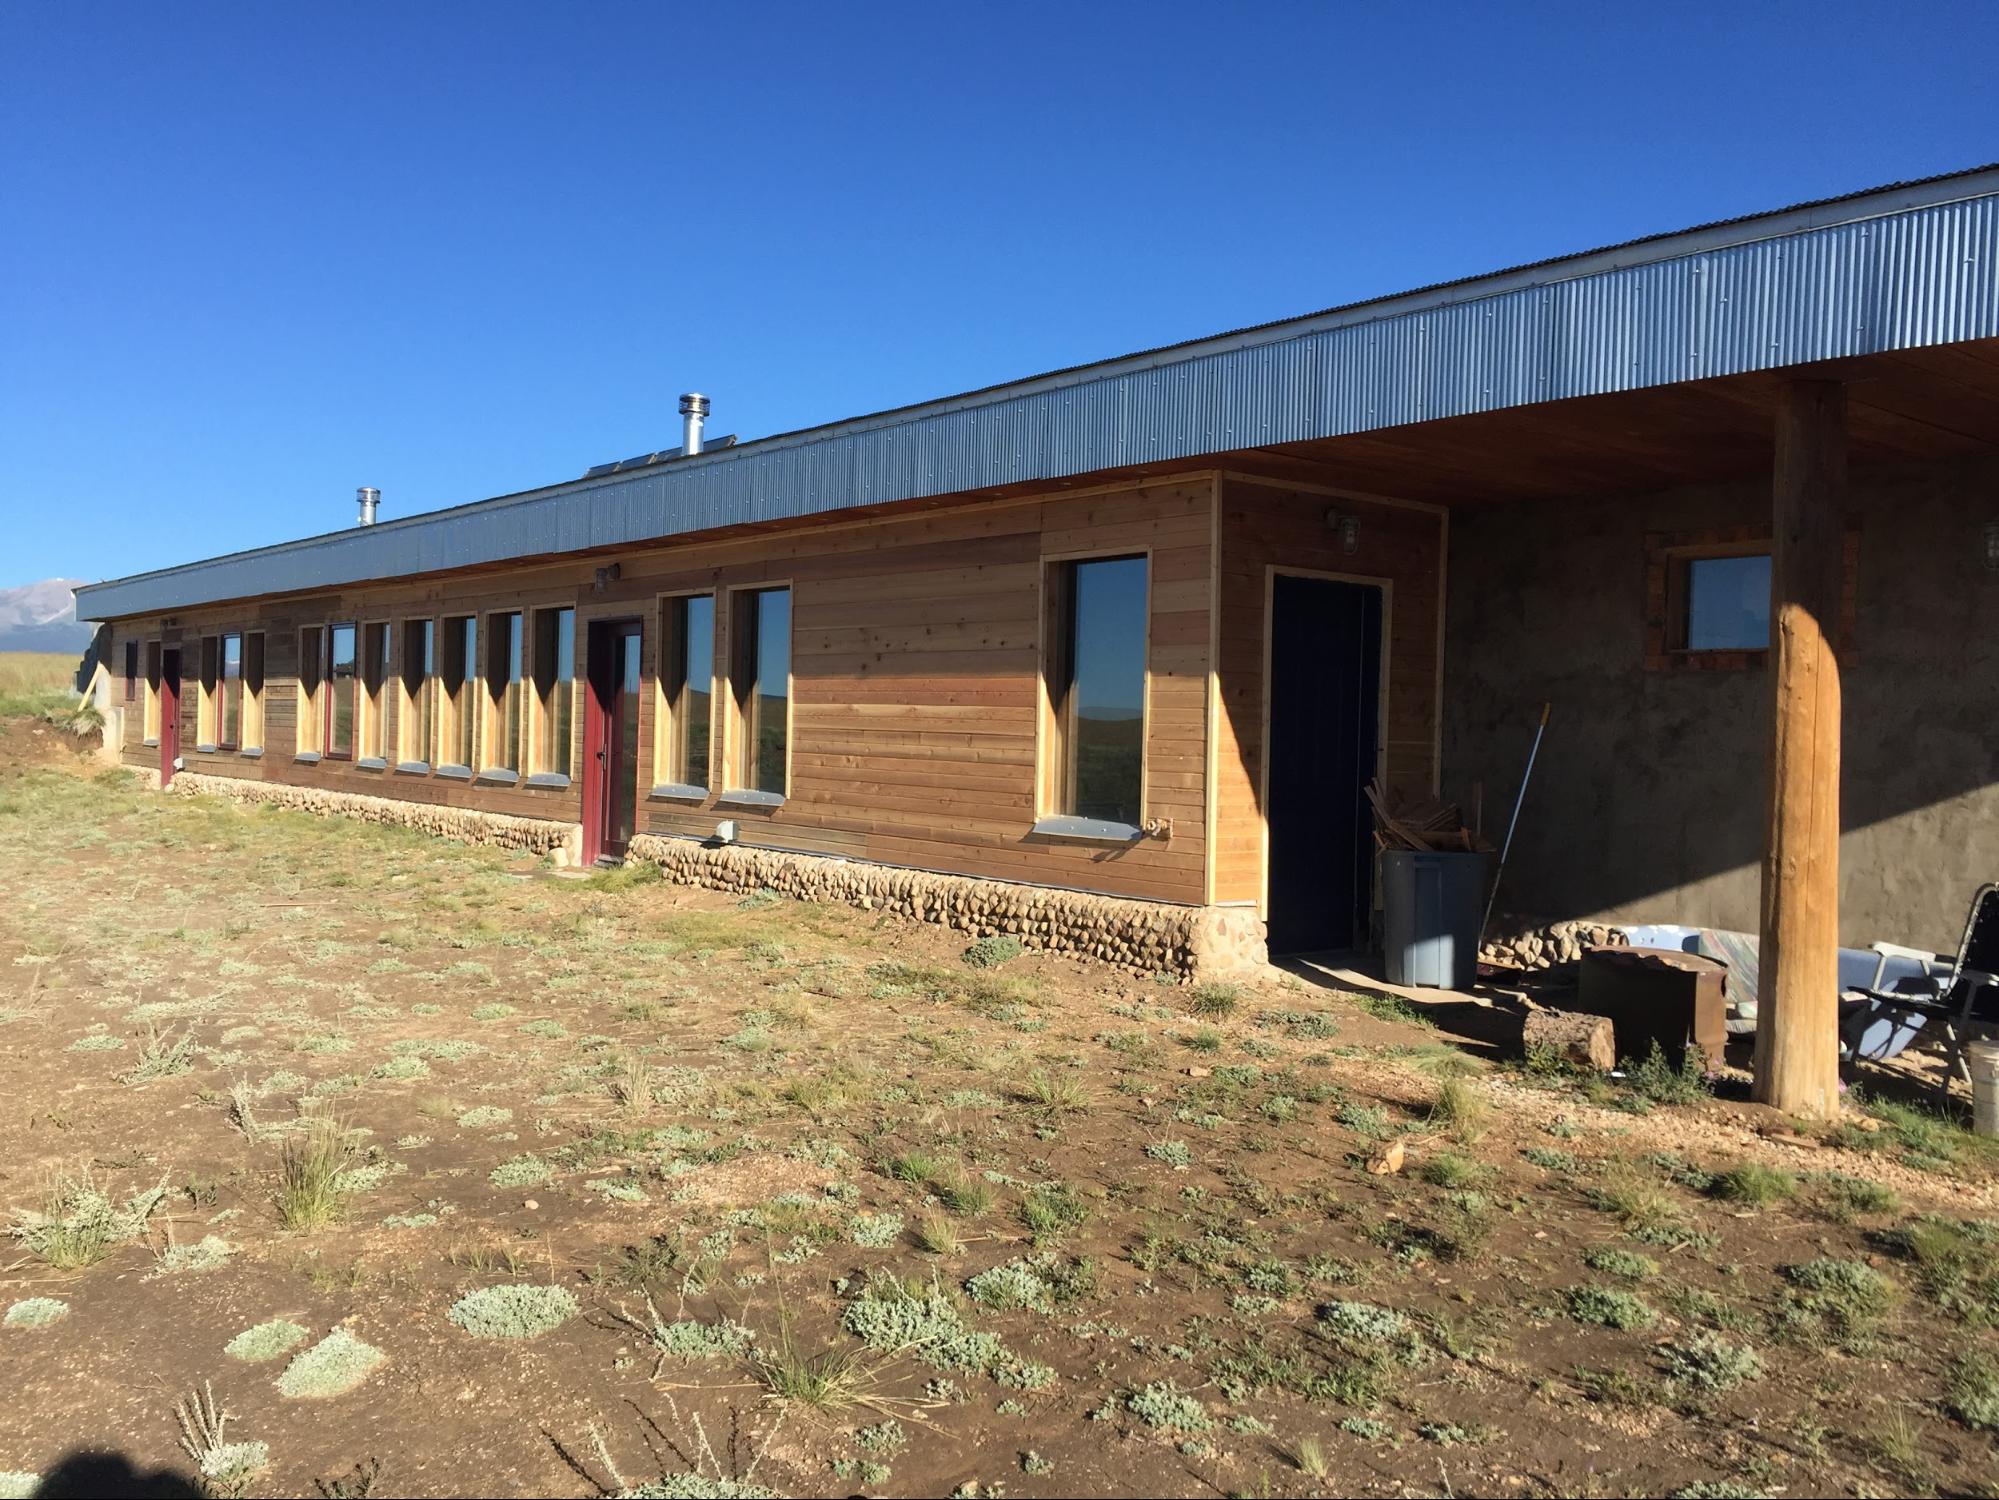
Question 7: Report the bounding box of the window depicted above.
[360,623,389,761]
[532,607,575,777]
[1680,554,1771,651]
[729,587,790,796]
[242,634,265,750]
[197,636,220,747]
[486,611,524,774]
[1044,554,1148,828]
[144,642,162,741]
[297,627,323,754]
[657,594,715,791]
[219,632,243,751]
[326,623,358,759]
[124,642,137,704]
[400,619,434,766]
[440,616,476,770]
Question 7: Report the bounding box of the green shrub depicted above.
[276,1328,387,1398]
[1584,1247,1660,1281]
[1947,1348,1999,1430]
[10,1170,167,1269]
[276,1113,358,1230]
[962,935,1024,970]
[447,1284,580,1340]
[489,1154,555,1189]
[1710,1161,1797,1209]
[224,1318,311,1362]
[1188,982,1242,1018]
[1661,1330,1764,1393]
[1125,1380,1211,1432]
[3,1297,68,1329]
[1567,1285,1658,1330]
[965,1260,1055,1314]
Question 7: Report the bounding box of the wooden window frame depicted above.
[653,590,716,797]
[358,621,390,763]
[439,615,477,774]
[296,627,323,756]
[241,632,265,752]
[1643,524,1859,672]
[143,641,162,743]
[218,631,243,752]
[398,618,435,769]
[123,641,138,704]
[481,610,524,778]
[196,635,220,749]
[1036,550,1152,834]
[324,621,358,761]
[529,605,576,781]
[722,582,792,802]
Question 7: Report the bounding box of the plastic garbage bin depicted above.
[1380,849,1491,989]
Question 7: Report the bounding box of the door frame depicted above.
[581,617,643,865]
[159,646,182,788]
[1257,566,1393,926]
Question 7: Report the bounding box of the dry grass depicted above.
[0,651,79,718]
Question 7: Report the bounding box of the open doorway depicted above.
[1264,572,1384,955]
[159,647,181,789]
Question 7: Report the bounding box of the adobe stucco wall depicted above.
[1441,452,1999,954]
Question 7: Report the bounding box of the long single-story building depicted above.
[75,167,1998,1109]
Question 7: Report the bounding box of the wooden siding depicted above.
[105,475,1219,906]
[1209,473,1447,911]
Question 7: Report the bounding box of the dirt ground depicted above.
[1,734,1996,1499]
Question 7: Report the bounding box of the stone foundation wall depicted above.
[628,834,1267,981]
[167,773,580,859]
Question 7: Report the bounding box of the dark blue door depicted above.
[1266,575,1383,954]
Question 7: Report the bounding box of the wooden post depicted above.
[1753,380,1846,1116]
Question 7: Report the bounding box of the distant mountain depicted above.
[0,579,94,654]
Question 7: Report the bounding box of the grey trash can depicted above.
[1380,850,1490,989]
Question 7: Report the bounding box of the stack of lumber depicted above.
[1366,778,1490,853]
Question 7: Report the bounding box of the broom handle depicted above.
[1479,702,1550,949]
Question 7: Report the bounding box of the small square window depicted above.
[1681,553,1771,651]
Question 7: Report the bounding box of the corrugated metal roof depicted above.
[76,164,1999,621]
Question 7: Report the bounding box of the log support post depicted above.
[1753,379,1846,1116]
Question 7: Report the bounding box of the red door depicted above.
[159,648,182,787]
[582,621,643,864]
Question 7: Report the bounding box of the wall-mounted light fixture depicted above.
[1323,507,1361,555]
[592,562,623,593]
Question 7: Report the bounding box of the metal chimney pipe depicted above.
[679,393,710,456]
[357,487,381,526]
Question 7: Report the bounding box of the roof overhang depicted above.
[76,165,1999,621]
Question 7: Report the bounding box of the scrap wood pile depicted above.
[1366,778,1491,853]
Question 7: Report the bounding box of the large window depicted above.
[1044,554,1148,827]
[197,636,220,747]
[297,627,323,754]
[1679,553,1771,651]
[440,616,476,770]
[361,623,390,761]
[486,611,524,774]
[219,633,243,750]
[532,606,575,777]
[124,642,138,704]
[400,619,434,766]
[729,587,790,796]
[326,623,358,759]
[657,594,714,791]
[242,634,265,751]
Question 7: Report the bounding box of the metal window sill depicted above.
[142,738,159,748]
[240,746,263,759]
[357,756,389,772]
[1030,814,1144,844]
[435,764,472,780]
[195,743,219,754]
[475,768,520,786]
[717,788,785,810]
[294,751,322,764]
[649,781,709,802]
[524,772,571,790]
[394,760,430,775]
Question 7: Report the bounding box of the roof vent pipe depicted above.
[679,393,710,456]
[356,487,381,526]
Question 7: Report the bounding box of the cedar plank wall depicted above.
[106,474,1217,906]
[1209,474,1447,910]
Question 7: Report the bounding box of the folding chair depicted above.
[1852,883,1999,1099]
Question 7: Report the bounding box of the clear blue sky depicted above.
[4,2,1994,588]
